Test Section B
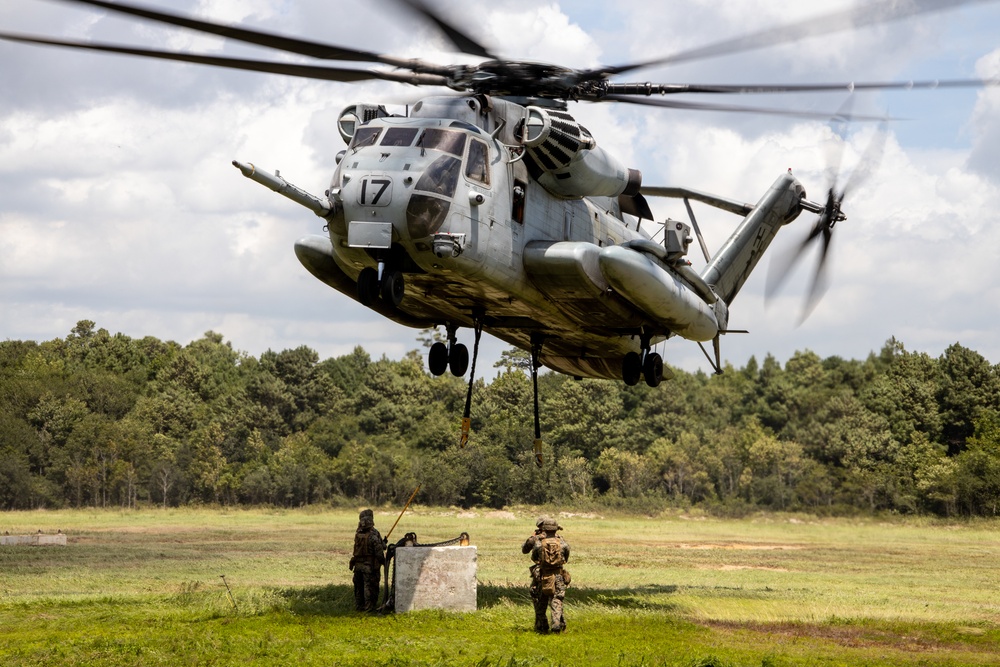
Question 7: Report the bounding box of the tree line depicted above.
[2,320,999,516]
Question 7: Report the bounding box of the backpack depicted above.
[539,537,565,567]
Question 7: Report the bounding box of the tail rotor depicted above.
[766,115,887,322]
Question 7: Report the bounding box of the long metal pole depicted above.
[385,484,420,543]
[220,574,237,611]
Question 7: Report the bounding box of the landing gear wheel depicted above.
[643,352,663,388]
[622,352,641,386]
[380,269,405,308]
[357,267,379,306]
[449,343,469,377]
[428,342,448,376]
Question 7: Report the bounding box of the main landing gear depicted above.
[621,334,663,388]
[426,321,546,465]
[425,320,482,448]
[427,325,470,377]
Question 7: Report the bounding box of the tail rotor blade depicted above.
[799,227,834,323]
[765,223,817,300]
[841,121,889,201]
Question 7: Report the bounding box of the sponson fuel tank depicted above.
[523,239,722,340]
[598,245,721,342]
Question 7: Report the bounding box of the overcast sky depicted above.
[2,0,999,377]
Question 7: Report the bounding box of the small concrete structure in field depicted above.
[393,545,477,613]
[1,532,67,546]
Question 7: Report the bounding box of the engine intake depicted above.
[519,106,640,199]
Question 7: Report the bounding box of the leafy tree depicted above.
[953,411,1000,515]
[936,344,1000,453]
[594,447,655,498]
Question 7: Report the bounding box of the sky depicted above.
[2,0,1000,378]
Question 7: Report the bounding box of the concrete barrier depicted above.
[394,545,477,613]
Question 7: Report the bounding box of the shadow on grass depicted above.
[479,582,679,612]
[278,582,680,617]
[280,584,359,616]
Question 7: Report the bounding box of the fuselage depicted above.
[320,96,660,378]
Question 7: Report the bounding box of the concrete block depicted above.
[394,546,477,613]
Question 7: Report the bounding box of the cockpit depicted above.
[338,119,494,245]
[345,122,491,191]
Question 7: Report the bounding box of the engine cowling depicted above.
[519,106,641,199]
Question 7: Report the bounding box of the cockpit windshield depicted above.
[349,126,382,150]
[380,127,420,146]
[417,128,467,157]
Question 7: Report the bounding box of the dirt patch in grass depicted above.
[698,565,790,572]
[704,619,988,653]
[677,543,804,550]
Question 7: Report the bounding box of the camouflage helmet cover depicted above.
[536,516,561,532]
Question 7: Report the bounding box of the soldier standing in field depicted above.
[522,516,571,633]
[349,508,386,611]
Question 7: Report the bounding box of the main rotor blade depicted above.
[53,0,446,74]
[396,0,498,59]
[596,0,999,77]
[599,94,889,121]
[604,78,1000,96]
[0,32,450,86]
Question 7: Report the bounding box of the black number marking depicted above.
[360,178,391,205]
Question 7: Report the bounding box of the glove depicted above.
[349,556,356,571]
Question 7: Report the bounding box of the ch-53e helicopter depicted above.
[5,0,998,461]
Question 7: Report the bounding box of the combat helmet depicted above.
[358,508,374,529]
[536,516,562,532]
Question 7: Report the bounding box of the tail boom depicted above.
[700,171,806,304]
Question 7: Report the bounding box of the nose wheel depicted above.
[622,337,663,388]
[357,264,405,308]
[381,269,405,307]
[357,267,379,306]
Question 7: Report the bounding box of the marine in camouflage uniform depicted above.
[349,509,385,611]
[522,516,571,633]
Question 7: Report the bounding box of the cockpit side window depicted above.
[465,139,490,186]
[349,126,382,150]
[417,128,467,157]
[380,127,420,146]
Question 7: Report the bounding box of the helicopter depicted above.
[3,0,998,461]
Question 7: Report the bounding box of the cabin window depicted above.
[465,139,490,186]
[415,155,461,198]
[418,128,467,157]
[349,126,381,150]
[380,127,420,146]
[512,179,526,224]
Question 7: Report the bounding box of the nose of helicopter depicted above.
[336,149,468,259]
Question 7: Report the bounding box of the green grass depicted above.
[2,507,999,666]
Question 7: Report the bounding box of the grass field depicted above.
[1,507,999,666]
